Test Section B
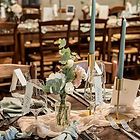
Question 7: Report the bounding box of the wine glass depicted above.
[84,60,105,113]
[28,79,45,116]
[28,79,47,139]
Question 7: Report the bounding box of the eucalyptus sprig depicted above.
[44,38,86,96]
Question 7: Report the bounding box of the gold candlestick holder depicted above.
[115,78,123,120]
[107,78,129,123]
[84,53,95,115]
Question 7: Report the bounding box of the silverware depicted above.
[120,120,140,138]
[79,131,94,140]
[73,90,90,107]
[107,116,139,140]
[85,129,101,140]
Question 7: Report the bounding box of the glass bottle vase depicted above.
[55,97,71,127]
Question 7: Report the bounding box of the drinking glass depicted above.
[28,79,47,139]
[28,79,46,117]
[84,60,106,113]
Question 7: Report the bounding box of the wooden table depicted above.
[0,92,140,140]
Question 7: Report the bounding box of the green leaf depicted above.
[54,38,66,49]
[59,48,72,63]
[59,39,66,48]
[62,67,75,82]
[44,78,63,94]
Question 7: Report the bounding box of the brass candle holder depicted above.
[115,78,123,120]
[107,78,129,123]
[84,53,95,115]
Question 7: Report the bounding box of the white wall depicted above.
[40,0,137,19]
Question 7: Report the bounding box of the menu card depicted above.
[10,68,27,92]
[111,78,140,107]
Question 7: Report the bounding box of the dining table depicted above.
[0,88,140,140]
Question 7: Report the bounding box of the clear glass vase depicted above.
[55,98,71,128]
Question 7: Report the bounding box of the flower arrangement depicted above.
[44,39,87,126]
[1,0,22,21]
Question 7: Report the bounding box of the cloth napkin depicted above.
[0,126,31,140]
[51,121,78,140]
[0,97,22,117]
[0,97,45,117]
[17,96,140,139]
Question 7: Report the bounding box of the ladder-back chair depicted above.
[0,22,18,63]
[29,20,72,79]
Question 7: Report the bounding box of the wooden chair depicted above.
[20,5,41,21]
[111,17,140,79]
[78,18,108,60]
[109,6,125,17]
[0,22,18,64]
[0,63,37,97]
[28,20,72,79]
[74,60,117,84]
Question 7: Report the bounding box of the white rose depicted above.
[46,73,55,80]
[46,72,65,80]
[67,59,74,68]
[65,82,74,94]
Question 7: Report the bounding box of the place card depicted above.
[22,82,33,114]
[94,76,103,105]
[10,68,27,92]
[111,78,140,107]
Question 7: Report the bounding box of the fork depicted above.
[106,116,139,140]
[120,120,140,138]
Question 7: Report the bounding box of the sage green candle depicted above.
[89,0,96,54]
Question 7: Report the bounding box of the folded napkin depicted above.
[51,121,78,140]
[0,126,31,140]
[0,97,22,117]
[0,97,46,117]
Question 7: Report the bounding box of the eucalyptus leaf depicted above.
[59,39,66,48]
[63,67,75,82]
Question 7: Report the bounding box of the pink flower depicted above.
[73,65,87,88]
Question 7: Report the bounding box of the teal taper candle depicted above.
[89,0,96,54]
[117,18,126,79]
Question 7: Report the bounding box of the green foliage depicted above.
[62,66,75,82]
[44,78,63,94]
[44,38,78,95]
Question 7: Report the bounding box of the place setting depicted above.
[0,0,140,140]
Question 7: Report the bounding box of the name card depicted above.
[22,82,33,114]
[111,78,140,107]
[94,76,103,105]
[10,68,27,92]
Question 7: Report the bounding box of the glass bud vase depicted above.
[55,95,71,128]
